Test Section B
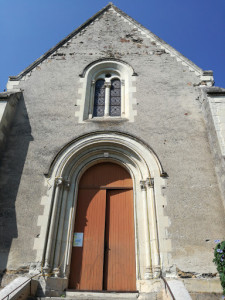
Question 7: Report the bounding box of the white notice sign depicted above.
[73,232,83,247]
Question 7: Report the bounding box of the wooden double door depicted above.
[69,163,136,291]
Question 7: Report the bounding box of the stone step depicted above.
[35,291,159,300]
[36,292,138,300]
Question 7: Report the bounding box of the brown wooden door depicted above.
[69,163,136,291]
[103,189,136,291]
[69,189,106,290]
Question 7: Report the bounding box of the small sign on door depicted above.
[73,232,83,247]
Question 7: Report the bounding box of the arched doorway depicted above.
[37,132,168,295]
[69,162,136,291]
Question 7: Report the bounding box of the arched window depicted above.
[76,59,137,122]
[110,79,121,116]
[93,76,121,118]
[93,79,105,117]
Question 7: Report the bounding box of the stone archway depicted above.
[33,132,169,294]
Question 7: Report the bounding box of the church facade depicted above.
[0,3,225,299]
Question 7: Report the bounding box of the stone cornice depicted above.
[204,86,225,95]
[0,90,22,100]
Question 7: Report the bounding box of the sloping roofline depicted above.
[9,2,212,82]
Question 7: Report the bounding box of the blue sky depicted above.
[1,0,225,91]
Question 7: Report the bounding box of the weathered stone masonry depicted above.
[0,3,224,297]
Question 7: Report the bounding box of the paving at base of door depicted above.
[66,291,139,299]
[36,291,161,300]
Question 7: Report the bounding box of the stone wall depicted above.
[200,87,225,210]
[1,5,225,291]
[0,91,21,156]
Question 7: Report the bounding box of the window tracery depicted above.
[93,77,121,117]
[110,79,121,116]
[93,79,105,117]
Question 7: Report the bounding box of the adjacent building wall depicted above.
[200,88,225,210]
[0,92,21,156]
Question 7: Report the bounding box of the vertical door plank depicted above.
[69,189,106,290]
[104,189,136,291]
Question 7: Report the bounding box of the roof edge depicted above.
[9,3,114,81]
[111,4,206,77]
[8,2,212,82]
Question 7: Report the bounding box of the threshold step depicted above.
[66,291,139,299]
[35,292,164,300]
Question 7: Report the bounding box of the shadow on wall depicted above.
[0,94,33,286]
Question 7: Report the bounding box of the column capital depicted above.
[91,80,95,85]
[55,178,71,189]
[55,177,63,186]
[104,82,111,88]
[146,177,154,188]
[140,180,147,191]
[64,180,71,189]
[121,79,125,86]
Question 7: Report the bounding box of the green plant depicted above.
[213,240,225,296]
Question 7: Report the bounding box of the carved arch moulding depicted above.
[32,132,171,290]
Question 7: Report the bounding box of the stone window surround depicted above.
[75,59,137,123]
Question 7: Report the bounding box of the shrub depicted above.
[213,240,225,295]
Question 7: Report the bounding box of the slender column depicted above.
[53,180,71,277]
[64,186,77,278]
[140,180,152,279]
[64,204,74,278]
[146,178,161,277]
[88,80,95,119]
[104,82,111,116]
[43,177,63,274]
[121,79,125,116]
[50,185,64,269]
